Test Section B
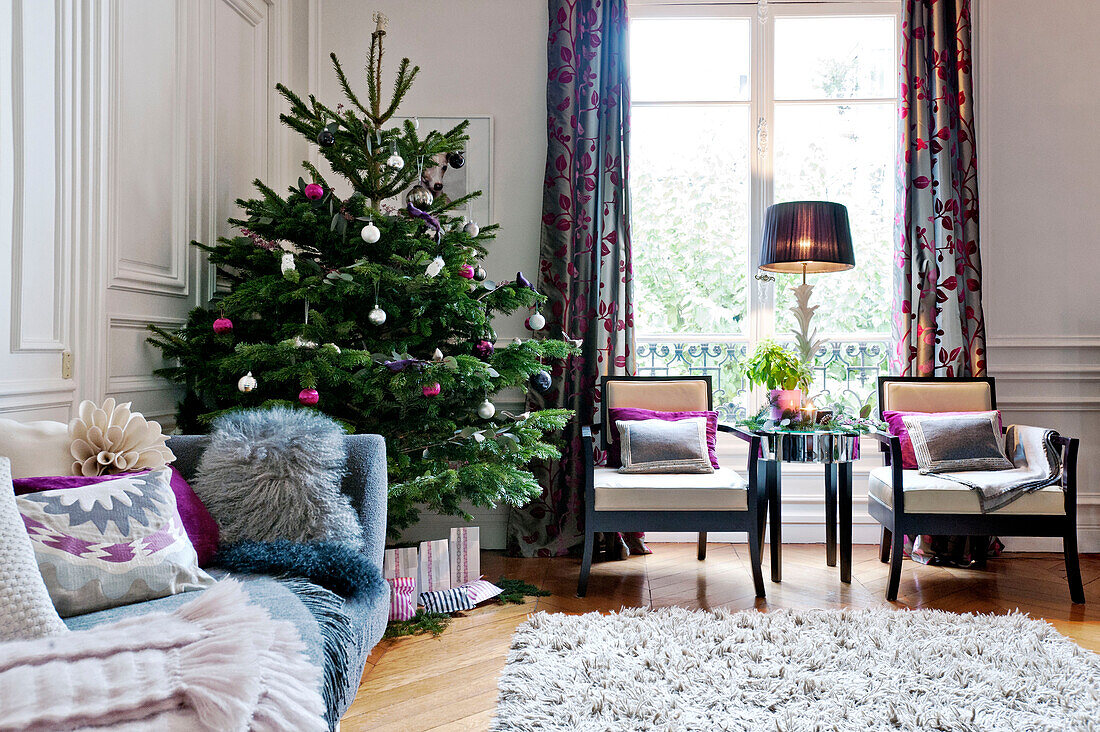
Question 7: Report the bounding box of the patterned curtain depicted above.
[894,0,986,378]
[506,0,635,558]
[896,0,996,566]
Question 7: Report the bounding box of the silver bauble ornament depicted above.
[477,399,496,419]
[368,306,387,326]
[527,311,546,331]
[386,153,405,170]
[405,184,433,208]
[237,372,258,393]
[473,266,487,281]
[464,221,480,237]
[360,222,380,243]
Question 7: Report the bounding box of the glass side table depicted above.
[737,427,861,584]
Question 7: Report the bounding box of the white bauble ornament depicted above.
[360,222,380,243]
[477,399,496,419]
[425,255,445,278]
[386,153,405,170]
[368,306,387,326]
[527,311,546,331]
[237,372,258,393]
[280,252,296,274]
[464,221,480,237]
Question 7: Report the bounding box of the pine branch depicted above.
[330,53,372,119]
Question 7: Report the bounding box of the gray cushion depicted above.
[616,417,713,474]
[902,412,1013,474]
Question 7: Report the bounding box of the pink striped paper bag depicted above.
[418,539,451,593]
[383,546,419,602]
[387,577,417,621]
[449,527,481,587]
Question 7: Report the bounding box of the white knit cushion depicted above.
[0,457,68,641]
[867,466,1065,515]
[0,418,73,478]
[593,467,748,511]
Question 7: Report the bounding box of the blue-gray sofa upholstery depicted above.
[63,433,390,729]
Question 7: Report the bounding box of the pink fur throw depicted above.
[0,580,325,731]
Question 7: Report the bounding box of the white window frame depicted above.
[629,0,901,348]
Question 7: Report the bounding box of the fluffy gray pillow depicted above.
[193,408,363,547]
[617,417,714,474]
[902,412,1014,474]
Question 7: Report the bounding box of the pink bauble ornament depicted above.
[422,382,441,397]
[458,264,475,279]
[474,339,494,358]
[212,317,234,334]
[298,388,320,406]
[304,183,324,200]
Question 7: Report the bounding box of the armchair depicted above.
[577,376,767,599]
[868,376,1084,603]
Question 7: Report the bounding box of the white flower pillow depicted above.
[16,468,214,616]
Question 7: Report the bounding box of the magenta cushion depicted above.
[606,408,719,469]
[882,409,1004,470]
[12,466,220,567]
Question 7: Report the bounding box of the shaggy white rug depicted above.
[492,607,1100,731]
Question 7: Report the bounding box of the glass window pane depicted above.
[772,102,895,336]
[631,18,751,102]
[774,16,895,99]
[631,106,751,334]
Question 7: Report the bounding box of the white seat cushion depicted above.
[867,466,1065,516]
[593,467,748,511]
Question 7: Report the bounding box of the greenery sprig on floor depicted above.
[383,577,550,638]
[495,577,551,605]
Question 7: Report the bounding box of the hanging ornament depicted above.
[446,151,465,169]
[473,266,487,282]
[386,141,405,170]
[280,252,296,275]
[212,317,234,334]
[422,382,441,397]
[316,129,335,147]
[304,183,324,201]
[292,335,318,348]
[477,399,496,419]
[512,337,524,346]
[360,221,381,243]
[431,348,444,362]
[515,271,536,291]
[526,311,546,331]
[530,369,552,393]
[368,306,387,326]
[458,264,475,279]
[412,116,420,130]
[406,184,433,208]
[473,339,495,358]
[298,388,320,406]
[425,255,445,278]
[463,221,480,237]
[237,372,258,393]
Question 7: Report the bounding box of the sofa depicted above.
[61,433,391,729]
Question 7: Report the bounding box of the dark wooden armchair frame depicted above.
[869,376,1084,603]
[577,375,767,599]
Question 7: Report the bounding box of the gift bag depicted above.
[387,577,417,621]
[418,539,451,593]
[449,527,480,587]
[383,546,419,601]
[419,587,474,614]
[461,578,503,605]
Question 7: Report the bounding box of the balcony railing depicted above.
[635,334,892,421]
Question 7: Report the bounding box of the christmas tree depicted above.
[149,14,572,536]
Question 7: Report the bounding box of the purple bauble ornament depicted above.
[474,339,494,358]
[298,388,319,406]
[212,317,234,334]
[304,183,324,201]
[458,264,475,279]
[422,382,441,397]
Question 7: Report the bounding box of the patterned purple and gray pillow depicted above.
[606,408,719,469]
[16,468,215,617]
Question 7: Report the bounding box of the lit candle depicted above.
[803,401,817,426]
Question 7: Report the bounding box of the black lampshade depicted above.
[758,201,855,274]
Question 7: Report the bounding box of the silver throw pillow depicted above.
[616,418,714,474]
[902,412,1014,474]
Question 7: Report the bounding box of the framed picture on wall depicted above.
[390,116,493,227]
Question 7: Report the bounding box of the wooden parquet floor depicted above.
[343,544,1100,731]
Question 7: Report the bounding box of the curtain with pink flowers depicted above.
[894,0,986,378]
[507,0,636,558]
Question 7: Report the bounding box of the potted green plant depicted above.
[744,340,812,422]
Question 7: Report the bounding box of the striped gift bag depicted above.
[387,577,416,621]
[419,586,474,614]
[461,578,502,605]
[418,539,451,593]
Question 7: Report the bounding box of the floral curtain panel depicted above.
[894,0,986,378]
[507,0,635,558]
[896,0,993,566]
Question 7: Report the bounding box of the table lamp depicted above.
[758,201,855,364]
